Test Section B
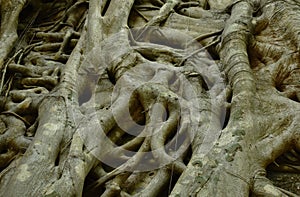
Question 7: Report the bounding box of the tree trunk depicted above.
[0,0,300,196]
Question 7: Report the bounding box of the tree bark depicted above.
[0,0,300,196]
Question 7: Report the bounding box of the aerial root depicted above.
[35,32,80,42]
[54,30,76,60]
[132,43,184,64]
[136,0,180,40]
[21,76,58,90]
[0,0,27,69]
[175,2,201,10]
[147,95,187,174]
[46,0,88,32]
[2,87,49,126]
[90,78,191,192]
[101,172,131,197]
[0,114,30,168]
[33,30,80,61]
[91,137,151,189]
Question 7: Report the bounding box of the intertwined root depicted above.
[86,60,199,194]
[0,114,29,168]
[0,1,86,156]
[0,0,28,69]
[0,0,299,196]
[0,2,89,195]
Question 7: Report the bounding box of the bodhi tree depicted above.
[0,0,300,196]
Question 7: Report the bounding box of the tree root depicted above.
[252,170,299,197]
[0,0,27,69]
[136,0,180,40]
[0,115,29,168]
[0,0,299,196]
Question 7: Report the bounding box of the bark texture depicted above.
[0,0,300,196]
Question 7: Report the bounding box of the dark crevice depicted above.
[0,148,8,154]
[221,106,230,129]
[183,146,192,165]
[54,154,60,166]
[101,0,111,16]
[200,76,209,91]
[165,131,185,153]
[101,162,116,173]
[129,94,146,126]
[288,92,299,102]
[221,89,232,129]
[204,1,210,10]
[166,172,180,196]
[83,171,105,197]
[275,85,299,103]
[115,129,139,146]
[267,149,300,195]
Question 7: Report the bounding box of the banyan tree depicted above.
[0,0,300,196]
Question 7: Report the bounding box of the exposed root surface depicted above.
[0,0,299,196]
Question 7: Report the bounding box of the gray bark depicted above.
[0,0,299,196]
